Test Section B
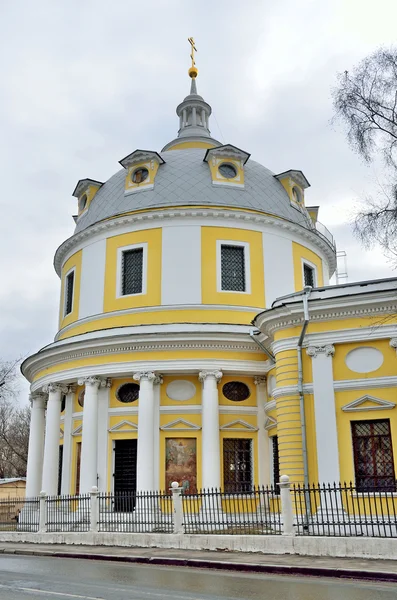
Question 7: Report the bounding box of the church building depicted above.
[22,45,397,500]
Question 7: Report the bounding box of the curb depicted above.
[3,548,397,583]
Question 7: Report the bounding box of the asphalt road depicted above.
[0,554,395,599]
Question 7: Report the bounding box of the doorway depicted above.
[114,439,137,511]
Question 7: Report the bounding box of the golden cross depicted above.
[188,37,197,68]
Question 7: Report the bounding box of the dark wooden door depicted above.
[114,439,137,511]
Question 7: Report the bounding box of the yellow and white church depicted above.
[22,47,397,501]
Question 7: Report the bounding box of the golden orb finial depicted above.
[188,37,198,78]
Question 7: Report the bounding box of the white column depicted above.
[153,376,162,492]
[97,380,111,493]
[42,383,65,495]
[182,109,187,126]
[179,114,183,129]
[255,377,270,487]
[307,345,340,484]
[134,371,156,492]
[199,370,222,489]
[192,106,197,126]
[78,376,103,494]
[25,393,46,498]
[61,386,75,495]
[201,108,206,128]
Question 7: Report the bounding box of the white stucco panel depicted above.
[345,347,384,373]
[263,233,294,307]
[161,225,201,305]
[79,239,106,319]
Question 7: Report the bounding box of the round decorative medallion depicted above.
[78,390,85,407]
[132,167,149,184]
[345,347,384,373]
[222,381,250,402]
[218,163,237,179]
[116,383,140,403]
[166,380,196,401]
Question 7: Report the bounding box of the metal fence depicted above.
[0,496,39,532]
[183,486,282,535]
[292,482,397,538]
[46,494,90,532]
[98,491,173,533]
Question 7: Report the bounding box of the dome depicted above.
[74,148,313,234]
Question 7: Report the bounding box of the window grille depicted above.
[65,271,74,315]
[221,245,245,292]
[222,381,250,402]
[116,383,140,403]
[272,435,280,494]
[351,419,396,491]
[75,442,81,495]
[122,248,143,295]
[223,438,253,493]
[303,263,315,287]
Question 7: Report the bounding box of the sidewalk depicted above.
[1,542,397,582]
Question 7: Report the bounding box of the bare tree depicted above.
[0,359,30,478]
[333,48,397,261]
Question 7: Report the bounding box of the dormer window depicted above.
[132,168,149,184]
[79,194,87,212]
[219,163,237,179]
[72,178,103,217]
[292,187,302,204]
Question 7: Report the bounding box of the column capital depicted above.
[77,376,107,388]
[390,338,397,351]
[254,376,267,386]
[198,370,223,383]
[29,393,46,408]
[66,384,77,394]
[153,375,163,385]
[306,344,335,358]
[42,383,68,394]
[133,371,156,382]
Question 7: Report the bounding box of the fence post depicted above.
[170,481,184,534]
[90,486,99,533]
[279,475,295,536]
[39,491,47,533]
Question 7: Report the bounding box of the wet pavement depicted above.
[0,554,395,599]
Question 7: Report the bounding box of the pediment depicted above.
[71,425,82,436]
[220,419,258,432]
[264,416,277,430]
[342,395,396,413]
[108,420,138,433]
[160,418,201,431]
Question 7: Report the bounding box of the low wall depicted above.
[0,532,396,560]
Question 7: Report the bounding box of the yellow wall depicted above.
[201,226,265,307]
[165,141,216,150]
[104,228,162,312]
[58,251,82,330]
[292,242,323,291]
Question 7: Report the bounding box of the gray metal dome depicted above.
[74,148,313,234]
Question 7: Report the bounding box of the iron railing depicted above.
[46,494,90,532]
[0,496,39,532]
[98,491,173,533]
[183,486,282,535]
[293,482,397,538]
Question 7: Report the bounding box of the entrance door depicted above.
[114,439,137,511]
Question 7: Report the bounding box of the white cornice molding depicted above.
[272,375,397,399]
[264,399,276,414]
[30,359,268,393]
[160,418,201,431]
[342,395,396,412]
[53,207,336,276]
[108,420,138,433]
[220,419,258,432]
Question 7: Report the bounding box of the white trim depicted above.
[216,240,251,294]
[220,419,258,432]
[71,424,82,436]
[342,395,396,412]
[265,416,277,430]
[160,418,201,431]
[264,400,276,414]
[108,419,138,433]
[116,242,147,299]
[63,267,76,318]
[108,407,139,415]
[272,375,397,400]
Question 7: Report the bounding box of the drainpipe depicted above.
[249,329,275,364]
[297,285,312,489]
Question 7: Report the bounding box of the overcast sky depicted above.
[1,0,397,402]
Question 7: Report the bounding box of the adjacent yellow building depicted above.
[22,57,397,503]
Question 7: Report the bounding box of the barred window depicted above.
[272,435,280,494]
[122,248,143,295]
[223,438,253,493]
[303,263,315,287]
[116,383,140,403]
[65,270,74,316]
[222,381,250,402]
[352,419,395,492]
[221,245,246,292]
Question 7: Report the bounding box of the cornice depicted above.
[53,207,336,276]
[272,375,397,399]
[22,333,266,382]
